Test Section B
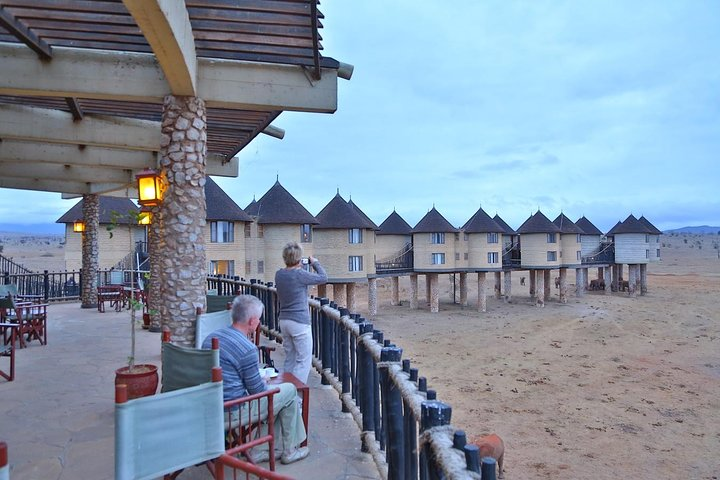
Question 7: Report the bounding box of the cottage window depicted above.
[487,232,499,244]
[431,253,445,265]
[577,251,581,261]
[464,253,468,260]
[348,256,363,272]
[487,252,499,264]
[547,233,557,244]
[656,248,660,258]
[455,253,460,261]
[301,224,312,243]
[258,224,264,238]
[244,260,251,275]
[645,234,650,243]
[211,221,234,243]
[244,223,251,238]
[646,249,650,259]
[464,233,469,241]
[547,251,557,261]
[454,233,460,241]
[209,260,234,276]
[577,234,582,243]
[431,233,445,244]
[257,261,264,273]
[348,228,363,244]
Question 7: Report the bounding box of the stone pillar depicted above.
[543,270,551,301]
[559,267,568,303]
[603,266,611,295]
[425,274,431,306]
[628,265,637,297]
[148,204,163,332]
[611,264,619,292]
[367,278,377,318]
[409,274,418,309]
[494,271,502,299]
[529,270,536,297]
[317,283,327,299]
[618,264,624,287]
[333,283,346,307]
[80,194,99,309]
[575,268,584,297]
[597,267,604,280]
[583,268,589,291]
[346,282,357,313]
[503,270,512,303]
[640,264,648,295]
[390,277,400,306]
[477,272,487,313]
[536,270,545,307]
[429,273,439,313]
[459,272,468,307]
[158,95,208,346]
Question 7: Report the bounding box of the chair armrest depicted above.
[223,387,280,409]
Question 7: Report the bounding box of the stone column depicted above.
[158,95,208,346]
[148,204,163,332]
[640,264,648,295]
[611,264,619,292]
[503,270,512,303]
[575,268,584,297]
[477,272,487,312]
[603,266,611,295]
[333,283,346,307]
[368,279,377,317]
[346,282,357,313]
[80,194,99,309]
[583,268,589,291]
[597,267,604,280]
[494,272,502,299]
[317,283,327,299]
[529,270,536,297]
[390,276,400,306]
[618,264,624,287]
[536,270,545,307]
[409,274,418,309]
[429,273,439,313]
[459,272,468,307]
[543,270,551,301]
[628,264,637,297]
[559,267,568,303]
[425,274,431,306]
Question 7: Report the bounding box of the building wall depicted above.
[375,234,411,264]
[205,222,246,277]
[255,223,314,283]
[313,228,375,281]
[412,232,458,271]
[64,224,142,271]
[559,233,582,267]
[580,235,601,257]
[520,233,560,269]
[648,234,661,262]
[466,233,503,271]
[614,233,650,264]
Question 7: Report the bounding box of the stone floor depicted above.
[0,302,379,480]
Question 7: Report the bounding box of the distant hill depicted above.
[0,223,64,235]
[664,226,720,234]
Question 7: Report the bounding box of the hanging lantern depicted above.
[136,169,164,207]
[138,210,152,225]
[72,221,85,233]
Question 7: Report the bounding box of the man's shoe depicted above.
[251,449,281,463]
[281,447,309,465]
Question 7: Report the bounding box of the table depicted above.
[268,372,309,447]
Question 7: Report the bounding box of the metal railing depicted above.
[208,275,497,480]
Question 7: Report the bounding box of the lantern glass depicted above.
[72,221,85,233]
[137,170,164,206]
[138,212,151,225]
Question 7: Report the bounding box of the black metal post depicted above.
[420,400,452,480]
[359,322,375,452]
[464,444,480,473]
[372,330,384,451]
[481,457,497,480]
[43,270,49,301]
[321,300,332,385]
[380,346,405,480]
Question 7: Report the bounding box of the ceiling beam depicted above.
[123,0,197,96]
[65,97,83,121]
[0,7,52,59]
[0,43,338,113]
[0,176,129,196]
[0,160,134,184]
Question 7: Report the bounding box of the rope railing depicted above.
[207,274,497,480]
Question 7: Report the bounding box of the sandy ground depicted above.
[3,232,719,479]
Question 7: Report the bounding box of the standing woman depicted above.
[275,241,327,383]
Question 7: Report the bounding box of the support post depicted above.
[80,193,99,309]
[346,282,357,313]
[429,274,439,313]
[543,269,551,301]
[529,269,536,297]
[380,347,405,480]
[409,274,418,310]
[640,263,648,295]
[367,278,377,317]
[390,276,400,306]
[459,272,467,307]
[477,271,487,313]
[536,270,545,307]
[503,270,512,303]
[575,268,584,297]
[559,267,568,303]
[494,271,502,299]
[333,283,346,307]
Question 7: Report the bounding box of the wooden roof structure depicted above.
[314,192,376,229]
[412,207,458,234]
[244,179,317,224]
[462,207,503,233]
[516,210,561,234]
[553,213,584,234]
[377,210,412,236]
[575,216,603,236]
[56,196,139,224]
[205,176,251,222]
[0,0,349,197]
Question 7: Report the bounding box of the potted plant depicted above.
[108,210,158,399]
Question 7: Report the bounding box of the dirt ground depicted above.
[3,232,719,478]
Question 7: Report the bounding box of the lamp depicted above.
[136,169,164,207]
[72,221,85,233]
[138,209,152,225]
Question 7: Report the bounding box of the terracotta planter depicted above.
[115,364,158,399]
[142,313,151,329]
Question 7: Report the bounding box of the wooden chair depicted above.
[0,323,17,381]
[0,296,47,349]
[97,285,124,312]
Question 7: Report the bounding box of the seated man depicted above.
[202,294,308,465]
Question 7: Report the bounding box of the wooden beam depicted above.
[65,97,84,121]
[0,176,129,196]
[0,6,52,59]
[123,0,197,96]
[0,160,134,184]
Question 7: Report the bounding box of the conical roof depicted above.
[575,216,602,235]
[205,177,252,222]
[553,213,584,234]
[413,207,458,233]
[638,216,662,234]
[517,211,561,234]
[377,210,412,235]
[244,180,317,225]
[493,214,517,235]
[315,193,376,229]
[56,197,140,224]
[607,214,652,235]
[348,199,378,230]
[462,207,503,233]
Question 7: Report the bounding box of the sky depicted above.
[1,0,719,234]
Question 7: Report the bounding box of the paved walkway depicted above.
[0,302,378,480]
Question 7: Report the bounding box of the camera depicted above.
[301,257,309,265]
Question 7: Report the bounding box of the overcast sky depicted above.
[2,0,719,234]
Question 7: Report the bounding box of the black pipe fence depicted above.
[207,274,494,480]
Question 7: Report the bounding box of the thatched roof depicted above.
[314,193,376,229]
[413,207,459,233]
[377,210,413,235]
[493,214,517,235]
[205,177,252,222]
[638,216,662,235]
[517,211,561,234]
[462,207,503,233]
[553,213,585,234]
[244,180,318,225]
[56,197,139,224]
[575,216,603,235]
[348,199,378,230]
[607,214,652,235]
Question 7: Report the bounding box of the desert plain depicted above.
[1,231,718,479]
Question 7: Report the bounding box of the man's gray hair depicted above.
[230,294,264,324]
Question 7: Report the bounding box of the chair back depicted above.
[161,339,219,393]
[195,309,232,349]
[0,285,18,299]
[115,370,225,480]
[206,295,235,313]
